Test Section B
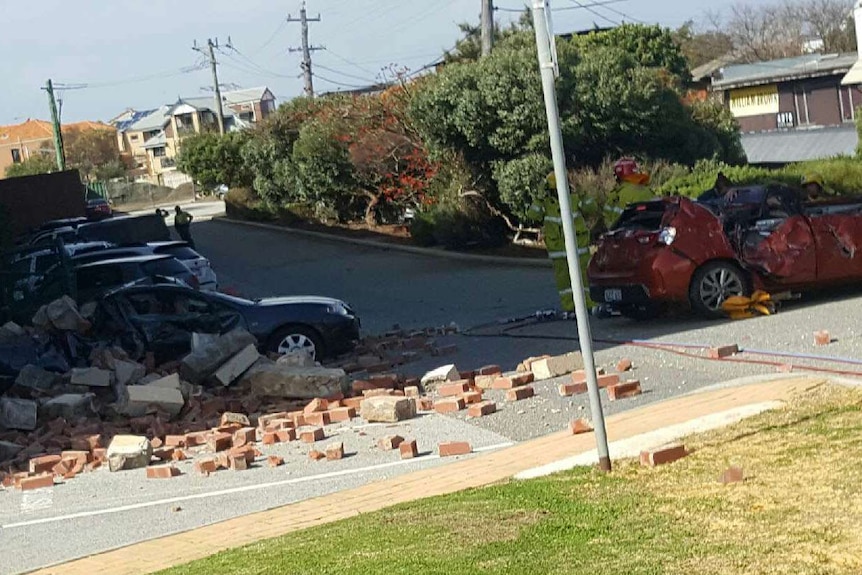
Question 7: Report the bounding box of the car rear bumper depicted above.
[588,248,697,305]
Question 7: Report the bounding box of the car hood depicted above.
[255,296,344,307]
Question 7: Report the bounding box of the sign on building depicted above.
[729,85,780,118]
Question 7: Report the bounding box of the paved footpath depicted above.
[30,376,822,575]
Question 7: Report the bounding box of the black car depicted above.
[75,254,198,302]
[97,283,360,363]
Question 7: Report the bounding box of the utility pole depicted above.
[531,0,611,472]
[193,38,226,135]
[288,2,323,97]
[481,0,494,57]
[43,79,66,171]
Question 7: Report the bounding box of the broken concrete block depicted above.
[40,393,97,421]
[360,396,416,423]
[220,412,251,427]
[243,364,347,399]
[420,364,460,388]
[121,385,185,418]
[106,435,153,472]
[114,360,146,387]
[276,349,316,368]
[531,352,584,380]
[180,328,258,385]
[14,365,57,391]
[325,441,344,460]
[70,367,112,388]
[0,321,25,342]
[34,296,90,332]
[213,343,260,387]
[0,397,37,431]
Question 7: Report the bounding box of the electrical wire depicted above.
[323,48,380,78]
[495,0,629,13]
[54,61,207,90]
[567,0,620,26]
[314,64,377,84]
[594,2,646,24]
[251,18,289,55]
[313,73,376,90]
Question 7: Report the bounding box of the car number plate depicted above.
[604,289,623,302]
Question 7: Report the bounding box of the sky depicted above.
[0,0,742,125]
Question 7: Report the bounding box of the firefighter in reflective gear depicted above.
[528,174,595,312]
[800,173,835,202]
[603,158,654,227]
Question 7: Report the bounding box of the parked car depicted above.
[76,213,170,244]
[95,283,360,363]
[587,184,862,318]
[28,226,80,247]
[71,241,217,290]
[85,197,113,221]
[5,242,113,295]
[74,254,198,303]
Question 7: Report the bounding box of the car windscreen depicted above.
[613,202,668,232]
[153,245,201,260]
[141,258,193,279]
[74,250,142,266]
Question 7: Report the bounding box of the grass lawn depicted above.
[161,384,862,575]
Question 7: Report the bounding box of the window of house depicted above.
[130,134,139,141]
[152,146,166,158]
[10,149,21,163]
[143,130,160,140]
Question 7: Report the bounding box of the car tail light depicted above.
[658,226,677,246]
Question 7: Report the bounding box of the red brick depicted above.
[328,407,356,422]
[216,423,243,434]
[207,432,233,452]
[19,474,53,491]
[61,450,90,467]
[616,358,633,372]
[369,373,400,387]
[229,446,256,465]
[152,447,176,462]
[707,344,739,359]
[459,370,477,380]
[229,454,249,471]
[473,374,497,389]
[570,419,593,435]
[91,448,107,462]
[438,380,471,397]
[399,439,419,459]
[607,380,642,401]
[308,450,326,461]
[718,466,744,484]
[304,411,331,427]
[640,444,687,467]
[438,441,472,457]
[264,418,294,433]
[571,369,607,384]
[257,412,291,430]
[814,330,831,346]
[276,428,297,443]
[478,364,502,376]
[434,397,466,413]
[146,464,180,479]
[341,397,364,410]
[150,437,164,449]
[461,390,483,405]
[267,455,284,468]
[416,397,434,411]
[467,401,496,417]
[52,459,73,476]
[184,431,208,447]
[303,398,328,414]
[492,372,534,390]
[29,454,61,474]
[194,458,218,475]
[403,385,421,398]
[300,428,325,443]
[377,435,404,450]
[558,382,587,396]
[70,434,102,452]
[505,386,535,401]
[164,435,187,448]
[572,371,619,388]
[261,431,278,445]
[232,427,257,448]
[171,449,187,462]
[325,442,344,460]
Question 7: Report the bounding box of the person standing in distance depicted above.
[173,205,195,248]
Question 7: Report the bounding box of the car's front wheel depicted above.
[689,261,750,318]
[267,325,325,360]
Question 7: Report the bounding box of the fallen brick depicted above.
[814,330,831,346]
[152,447,176,462]
[607,381,642,401]
[328,407,356,422]
[230,446,256,465]
[640,445,687,467]
[207,432,233,452]
[719,466,744,484]
[570,419,593,435]
[558,382,587,396]
[194,458,218,476]
[416,397,434,411]
[437,380,471,397]
[360,396,416,422]
[19,474,53,491]
[52,459,73,476]
[290,413,307,427]
[531,352,584,380]
[261,431,278,445]
[467,401,496,418]
[616,358,633,372]
[399,439,419,459]
[439,441,471,457]
[146,464,180,479]
[304,411,332,427]
[505,386,535,401]
[461,390,483,405]
[341,397,364,410]
[229,454,249,471]
[91,447,107,462]
[325,441,344,460]
[473,374,497,390]
[171,449,187,462]
[264,418,294,433]
[458,370,477,381]
[377,435,404,450]
[71,434,102,452]
[303,398,328,414]
[478,364,502,377]
[434,397,466,413]
[403,385,420,397]
[232,427,257,448]
[267,455,284,468]
[61,450,90,467]
[276,428,297,443]
[707,344,739,359]
[572,370,612,385]
[257,412,291,430]
[29,454,61,474]
[492,372,534,390]
[300,428,325,443]
[308,450,326,461]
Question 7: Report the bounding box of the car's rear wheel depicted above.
[268,325,325,360]
[689,261,750,318]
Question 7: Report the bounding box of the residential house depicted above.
[222,87,277,123]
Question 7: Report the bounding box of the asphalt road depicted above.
[3,216,860,574]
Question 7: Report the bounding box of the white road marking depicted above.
[2,441,514,530]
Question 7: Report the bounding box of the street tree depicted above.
[4,154,56,178]
[64,128,123,181]
[177,131,251,189]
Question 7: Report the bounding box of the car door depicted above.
[804,206,862,282]
[739,189,817,285]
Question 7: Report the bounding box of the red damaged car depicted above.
[588,184,862,318]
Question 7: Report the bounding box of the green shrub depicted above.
[409,212,437,247]
[224,187,275,222]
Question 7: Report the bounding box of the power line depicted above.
[568,0,620,26]
[593,1,646,24]
[312,73,374,90]
[53,62,207,90]
[324,48,380,77]
[314,64,377,84]
[251,18,289,55]
[495,0,629,13]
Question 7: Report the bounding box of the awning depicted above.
[741,126,858,164]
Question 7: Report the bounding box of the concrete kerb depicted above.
[218,217,553,268]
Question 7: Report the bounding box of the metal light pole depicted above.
[531,0,611,471]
